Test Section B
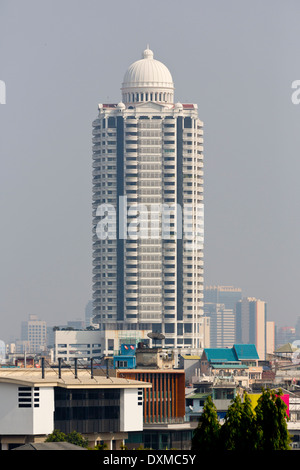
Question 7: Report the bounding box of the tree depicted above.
[45,429,88,448]
[66,430,89,448]
[255,388,290,451]
[45,429,67,442]
[239,391,260,451]
[219,391,258,451]
[192,388,290,451]
[191,395,220,451]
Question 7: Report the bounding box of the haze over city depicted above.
[0,0,300,342]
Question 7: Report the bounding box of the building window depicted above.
[18,386,38,408]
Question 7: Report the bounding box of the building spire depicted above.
[143,45,153,59]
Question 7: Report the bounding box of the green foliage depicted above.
[94,443,108,450]
[220,392,259,451]
[45,429,67,442]
[255,388,290,451]
[192,388,290,451]
[45,429,88,448]
[66,430,89,448]
[191,395,220,451]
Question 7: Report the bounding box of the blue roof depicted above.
[233,344,259,360]
[203,344,259,363]
[204,348,237,363]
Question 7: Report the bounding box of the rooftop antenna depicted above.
[147,332,165,348]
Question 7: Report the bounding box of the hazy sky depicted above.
[0,0,300,342]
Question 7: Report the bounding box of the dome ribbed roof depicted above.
[122,47,174,90]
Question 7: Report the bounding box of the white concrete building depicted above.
[0,367,150,450]
[21,315,47,353]
[92,47,204,350]
[54,328,152,362]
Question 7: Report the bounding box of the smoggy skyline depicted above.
[1,0,300,342]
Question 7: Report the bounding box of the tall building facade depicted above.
[204,303,235,348]
[204,285,242,312]
[235,297,267,360]
[92,47,204,349]
[21,314,47,353]
[204,286,241,347]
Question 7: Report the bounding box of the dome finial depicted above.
[143,46,153,59]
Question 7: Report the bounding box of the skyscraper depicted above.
[204,285,242,312]
[236,297,267,359]
[204,303,235,348]
[92,47,204,349]
[21,314,47,353]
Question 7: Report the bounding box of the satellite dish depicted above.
[147,332,165,346]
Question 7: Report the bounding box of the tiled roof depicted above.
[203,344,259,363]
[233,344,259,360]
[204,348,237,363]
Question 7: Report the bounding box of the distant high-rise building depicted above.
[204,303,235,348]
[276,326,296,348]
[85,300,94,327]
[266,321,275,355]
[21,314,47,353]
[236,298,267,360]
[92,47,204,349]
[204,286,242,312]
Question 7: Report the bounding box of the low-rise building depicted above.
[0,365,151,450]
[199,344,262,388]
[185,377,238,422]
[54,328,152,363]
[113,344,195,449]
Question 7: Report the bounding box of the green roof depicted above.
[187,392,211,399]
[211,364,248,369]
[203,344,259,363]
[204,348,237,362]
[233,344,259,360]
[275,343,297,353]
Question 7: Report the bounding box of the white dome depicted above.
[121,47,174,105]
[117,101,126,110]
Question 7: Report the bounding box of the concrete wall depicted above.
[120,389,143,432]
[0,383,54,435]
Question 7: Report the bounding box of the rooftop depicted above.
[12,442,87,451]
[203,344,259,363]
[0,368,151,389]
